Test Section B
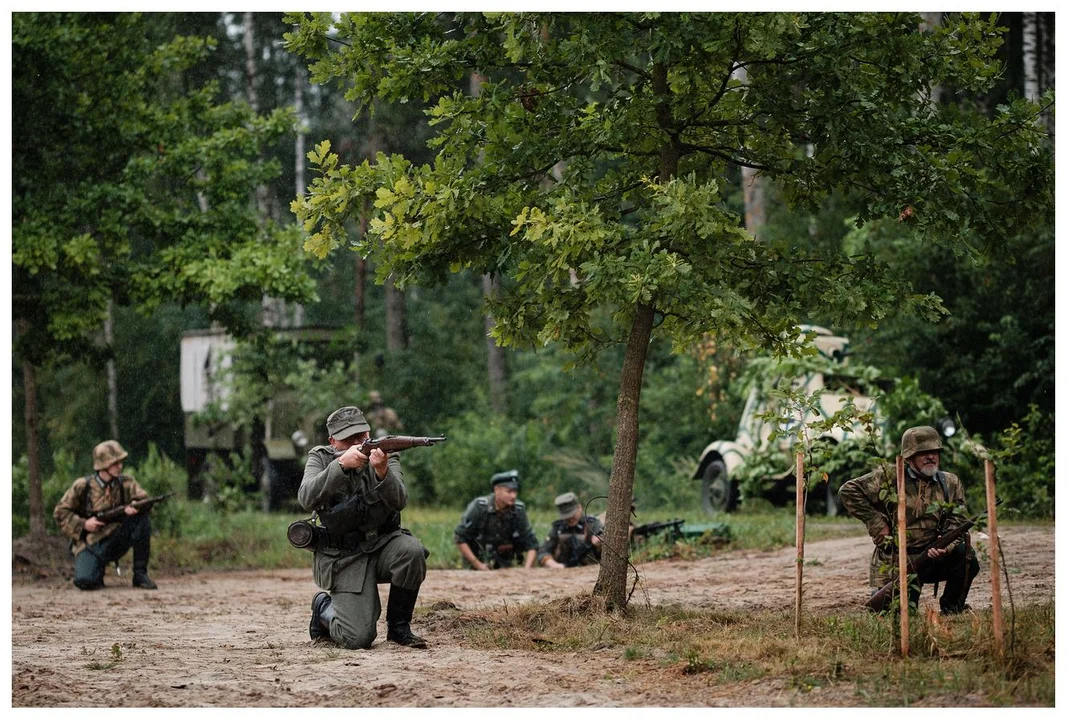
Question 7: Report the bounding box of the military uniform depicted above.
[53,440,155,590]
[454,494,539,569]
[537,515,603,567]
[838,427,980,613]
[300,406,428,649]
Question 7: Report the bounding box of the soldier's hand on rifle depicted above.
[338,445,369,470]
[926,546,949,559]
[367,447,388,479]
[125,504,139,516]
[84,517,105,533]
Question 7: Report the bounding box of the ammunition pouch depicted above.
[318,493,367,537]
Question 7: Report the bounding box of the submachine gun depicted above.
[867,500,999,612]
[287,435,446,551]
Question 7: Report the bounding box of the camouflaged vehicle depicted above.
[692,326,955,516]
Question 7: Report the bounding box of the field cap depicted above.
[491,469,519,489]
[327,406,371,440]
[555,492,580,518]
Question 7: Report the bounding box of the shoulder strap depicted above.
[80,474,95,517]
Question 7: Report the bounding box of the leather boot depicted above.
[132,562,157,590]
[386,585,427,648]
[310,591,334,641]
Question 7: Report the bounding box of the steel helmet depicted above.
[900,426,942,459]
[93,440,129,470]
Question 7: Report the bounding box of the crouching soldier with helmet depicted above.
[299,406,429,649]
[53,440,157,590]
[538,492,603,569]
[839,426,981,614]
[454,470,539,570]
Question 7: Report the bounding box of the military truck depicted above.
[693,325,954,516]
[180,327,336,511]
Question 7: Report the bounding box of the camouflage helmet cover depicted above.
[93,440,129,470]
[900,426,943,459]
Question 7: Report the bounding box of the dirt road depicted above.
[11,525,1054,707]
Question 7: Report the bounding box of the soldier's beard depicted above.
[915,463,939,478]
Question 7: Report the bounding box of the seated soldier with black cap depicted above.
[538,492,604,568]
[454,470,539,570]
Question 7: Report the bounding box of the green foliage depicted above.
[987,405,1055,518]
[125,443,190,538]
[199,452,259,516]
[10,451,78,538]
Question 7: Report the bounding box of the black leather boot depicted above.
[310,591,334,641]
[386,585,427,648]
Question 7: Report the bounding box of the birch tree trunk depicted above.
[594,62,676,608]
[732,65,766,236]
[1022,12,1039,102]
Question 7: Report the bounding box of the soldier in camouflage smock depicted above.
[838,426,980,614]
[538,492,603,568]
[299,406,428,649]
[53,440,157,590]
[454,470,539,570]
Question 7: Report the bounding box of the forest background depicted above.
[10,12,1055,543]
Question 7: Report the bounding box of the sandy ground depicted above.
[10,525,1054,707]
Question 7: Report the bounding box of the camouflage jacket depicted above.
[298,444,409,593]
[537,515,603,567]
[53,473,149,556]
[453,494,538,555]
[839,462,969,550]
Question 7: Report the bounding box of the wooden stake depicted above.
[985,459,1005,660]
[896,455,909,657]
[794,450,805,638]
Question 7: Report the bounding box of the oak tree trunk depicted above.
[593,62,676,608]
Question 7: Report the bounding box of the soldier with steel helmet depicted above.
[53,440,158,590]
[839,426,980,614]
[454,470,539,570]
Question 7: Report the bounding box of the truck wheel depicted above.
[260,459,282,512]
[701,459,738,514]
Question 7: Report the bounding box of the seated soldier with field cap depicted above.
[454,470,539,570]
[538,492,604,568]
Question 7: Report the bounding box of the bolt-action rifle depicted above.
[93,492,176,525]
[867,500,999,612]
[347,435,446,455]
